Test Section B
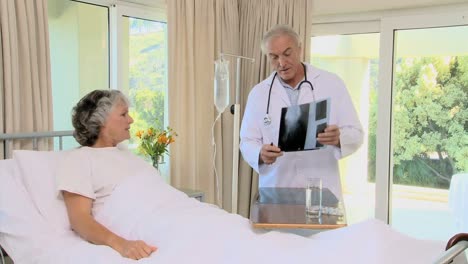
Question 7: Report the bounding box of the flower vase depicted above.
[151,155,163,170]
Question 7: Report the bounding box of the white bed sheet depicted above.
[42,171,451,264]
[1,154,465,264]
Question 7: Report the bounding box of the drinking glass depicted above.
[305,177,322,218]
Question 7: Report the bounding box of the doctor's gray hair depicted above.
[261,25,301,54]
[72,89,129,146]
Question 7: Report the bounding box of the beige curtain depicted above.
[168,0,240,205]
[214,0,245,210]
[236,0,312,217]
[0,0,53,158]
[167,0,311,212]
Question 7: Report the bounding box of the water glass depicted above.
[305,177,322,218]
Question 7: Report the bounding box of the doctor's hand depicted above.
[114,238,157,260]
[259,143,283,165]
[317,125,341,147]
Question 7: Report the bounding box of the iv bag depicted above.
[214,58,230,113]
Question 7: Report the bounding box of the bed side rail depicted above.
[434,233,468,264]
[0,130,74,158]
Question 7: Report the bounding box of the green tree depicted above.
[126,18,167,142]
[130,89,165,134]
[369,56,468,188]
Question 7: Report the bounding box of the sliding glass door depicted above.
[114,6,169,180]
[311,10,468,241]
[386,20,468,241]
[310,33,380,225]
[378,12,468,241]
[121,17,167,137]
[48,0,109,149]
[48,1,168,162]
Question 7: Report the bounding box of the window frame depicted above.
[72,0,167,91]
[50,0,170,176]
[110,3,168,129]
[379,9,468,224]
[310,3,468,224]
[109,3,166,91]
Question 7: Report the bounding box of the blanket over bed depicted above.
[35,170,451,264]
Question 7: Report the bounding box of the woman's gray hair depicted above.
[261,24,301,54]
[72,90,129,146]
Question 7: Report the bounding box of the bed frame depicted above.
[0,131,467,263]
[0,130,74,159]
[435,234,468,264]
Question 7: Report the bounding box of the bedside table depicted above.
[178,188,205,202]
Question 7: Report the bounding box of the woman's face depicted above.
[98,101,134,147]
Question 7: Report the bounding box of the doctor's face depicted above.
[265,34,303,86]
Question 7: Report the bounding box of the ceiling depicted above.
[312,0,468,15]
[120,0,467,16]
[120,0,165,8]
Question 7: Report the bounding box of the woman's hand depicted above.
[113,238,158,260]
[62,191,157,260]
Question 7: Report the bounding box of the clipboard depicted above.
[277,98,330,152]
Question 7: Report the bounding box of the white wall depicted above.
[312,0,468,15]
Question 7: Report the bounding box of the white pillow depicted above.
[13,150,71,234]
[0,159,56,262]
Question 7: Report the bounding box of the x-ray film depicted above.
[278,98,331,152]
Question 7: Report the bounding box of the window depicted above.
[48,1,168,161]
[310,33,380,224]
[313,8,468,241]
[48,0,109,149]
[389,24,468,241]
[120,15,169,179]
[121,17,167,141]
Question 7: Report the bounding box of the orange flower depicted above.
[135,126,177,163]
[147,128,153,136]
[158,134,167,144]
[135,130,143,139]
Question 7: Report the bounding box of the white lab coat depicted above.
[240,63,363,198]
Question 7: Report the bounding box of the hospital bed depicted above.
[0,131,468,264]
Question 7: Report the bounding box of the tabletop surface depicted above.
[250,187,347,229]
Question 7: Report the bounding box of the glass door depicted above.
[379,12,468,241]
[391,25,468,241]
[120,16,168,141]
[114,6,169,181]
[310,33,380,224]
[48,0,109,149]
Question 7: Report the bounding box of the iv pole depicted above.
[219,52,254,214]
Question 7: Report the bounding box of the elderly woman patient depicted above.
[56,90,157,260]
[54,90,450,264]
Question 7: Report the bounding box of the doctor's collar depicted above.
[277,75,305,91]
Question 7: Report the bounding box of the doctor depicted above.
[240,25,363,199]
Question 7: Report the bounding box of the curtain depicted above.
[0,0,53,158]
[236,0,312,217]
[168,0,240,206]
[214,0,243,210]
[167,0,311,212]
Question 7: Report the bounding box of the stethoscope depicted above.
[263,63,315,126]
